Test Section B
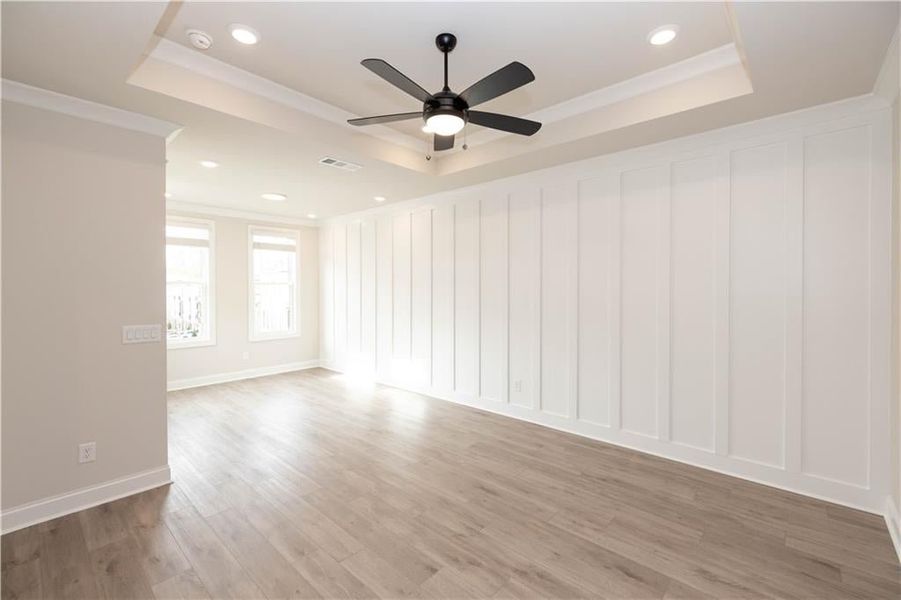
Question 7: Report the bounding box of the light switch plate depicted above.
[122,324,162,344]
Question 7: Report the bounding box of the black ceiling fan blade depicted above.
[467,111,542,136]
[361,58,432,103]
[434,134,455,151]
[459,62,535,108]
[347,112,422,126]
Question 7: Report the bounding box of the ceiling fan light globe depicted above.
[426,114,465,136]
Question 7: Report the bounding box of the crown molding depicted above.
[873,24,899,105]
[149,37,421,151]
[2,79,183,141]
[146,37,748,159]
[167,200,320,227]
[463,44,745,149]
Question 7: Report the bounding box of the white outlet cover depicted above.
[78,442,96,463]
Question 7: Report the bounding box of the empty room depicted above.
[2,1,901,598]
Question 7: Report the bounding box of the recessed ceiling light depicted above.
[374,196,386,203]
[164,192,172,199]
[648,25,679,46]
[200,160,219,168]
[261,193,287,201]
[307,213,317,219]
[229,24,259,45]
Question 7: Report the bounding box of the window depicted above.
[166,218,214,347]
[249,226,298,340]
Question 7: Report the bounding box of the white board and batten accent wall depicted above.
[320,95,893,514]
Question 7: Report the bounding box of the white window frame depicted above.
[248,225,300,342]
[166,216,216,349]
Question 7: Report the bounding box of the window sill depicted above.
[249,332,300,343]
[167,339,216,350]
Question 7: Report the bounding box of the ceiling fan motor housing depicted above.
[423,91,468,125]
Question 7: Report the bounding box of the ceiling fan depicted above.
[348,33,541,152]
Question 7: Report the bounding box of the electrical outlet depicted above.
[242,351,250,360]
[78,442,96,464]
[514,380,523,392]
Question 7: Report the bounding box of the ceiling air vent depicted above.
[318,157,362,172]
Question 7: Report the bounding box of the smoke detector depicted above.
[186,29,213,50]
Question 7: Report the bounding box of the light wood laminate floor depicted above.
[3,368,899,599]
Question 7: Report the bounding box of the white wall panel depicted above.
[729,143,787,468]
[432,204,455,393]
[346,221,362,359]
[375,215,393,378]
[801,126,871,487]
[411,209,433,386]
[319,225,335,364]
[620,167,667,438]
[360,219,377,370]
[577,177,613,426]
[454,197,480,396]
[508,189,541,409]
[670,157,718,451]
[333,224,348,367]
[480,195,509,403]
[540,184,578,418]
[392,213,412,359]
[321,102,892,514]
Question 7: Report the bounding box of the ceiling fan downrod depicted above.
[436,32,457,92]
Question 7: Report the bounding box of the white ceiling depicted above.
[163,2,733,138]
[2,2,897,220]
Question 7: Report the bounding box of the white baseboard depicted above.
[885,496,901,564]
[167,359,320,391]
[1,465,172,534]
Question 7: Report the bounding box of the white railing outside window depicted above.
[166,281,207,340]
[166,218,214,348]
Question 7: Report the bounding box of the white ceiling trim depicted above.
[463,43,745,148]
[149,38,422,151]
[1,78,183,141]
[873,24,899,104]
[167,199,320,227]
[147,38,746,160]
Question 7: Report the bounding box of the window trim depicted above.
[166,216,216,350]
[248,225,300,342]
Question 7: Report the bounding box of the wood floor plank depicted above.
[418,566,488,599]
[78,500,130,551]
[2,369,899,599]
[283,549,376,600]
[1,525,43,600]
[129,522,192,586]
[339,549,420,599]
[163,508,263,600]
[151,569,211,600]
[205,507,322,599]
[36,514,101,600]
[257,479,364,562]
[89,536,155,600]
